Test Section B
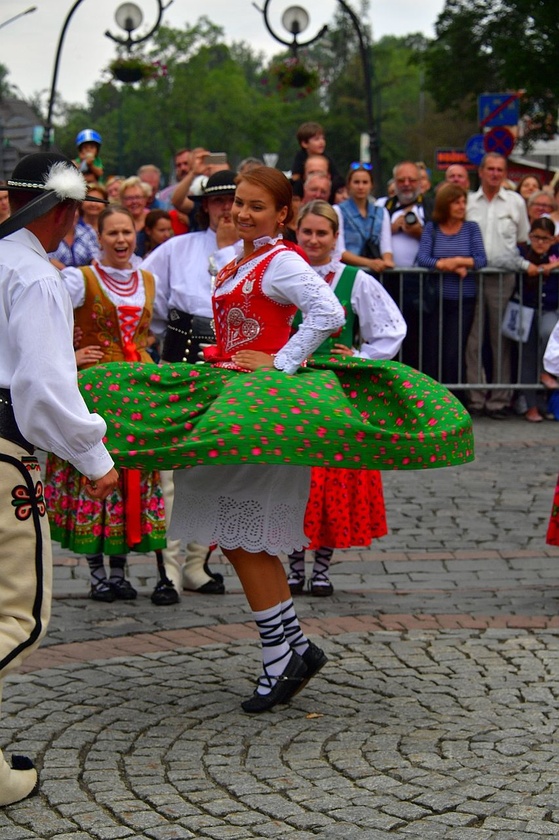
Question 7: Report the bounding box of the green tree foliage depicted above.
[48,11,476,186]
[54,17,323,177]
[423,0,559,141]
[0,64,15,101]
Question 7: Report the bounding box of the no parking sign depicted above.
[483,126,515,157]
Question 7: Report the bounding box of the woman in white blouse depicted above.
[287,199,406,597]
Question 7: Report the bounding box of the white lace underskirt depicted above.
[169,464,311,554]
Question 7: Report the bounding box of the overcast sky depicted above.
[1,0,445,106]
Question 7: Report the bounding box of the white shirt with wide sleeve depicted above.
[544,320,559,375]
[313,260,406,360]
[0,229,114,479]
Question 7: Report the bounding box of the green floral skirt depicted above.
[79,357,474,472]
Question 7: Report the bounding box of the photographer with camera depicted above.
[379,161,433,263]
[378,160,436,375]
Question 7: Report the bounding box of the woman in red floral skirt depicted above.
[288,200,407,595]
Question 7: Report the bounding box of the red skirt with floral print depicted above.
[303,467,387,550]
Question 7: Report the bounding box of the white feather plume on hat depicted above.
[43,161,87,201]
[0,158,93,241]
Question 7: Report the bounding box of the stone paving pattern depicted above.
[3,417,559,838]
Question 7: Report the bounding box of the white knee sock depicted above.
[253,604,292,695]
[311,547,334,584]
[281,598,309,655]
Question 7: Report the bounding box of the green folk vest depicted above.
[292,265,359,357]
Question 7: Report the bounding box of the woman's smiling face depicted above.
[297,212,337,266]
[232,181,288,244]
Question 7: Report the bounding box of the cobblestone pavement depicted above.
[3,417,559,839]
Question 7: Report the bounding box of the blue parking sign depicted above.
[465,134,485,165]
[478,94,519,127]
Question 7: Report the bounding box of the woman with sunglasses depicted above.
[337,163,394,275]
[526,191,556,226]
[119,176,151,256]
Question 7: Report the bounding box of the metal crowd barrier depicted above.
[378,268,556,395]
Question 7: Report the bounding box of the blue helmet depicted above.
[75,129,102,148]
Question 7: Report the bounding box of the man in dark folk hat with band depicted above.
[142,169,241,596]
[0,152,118,806]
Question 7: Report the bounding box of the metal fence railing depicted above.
[378,268,557,396]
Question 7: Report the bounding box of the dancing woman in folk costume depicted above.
[171,167,344,711]
[45,205,170,604]
[79,168,475,712]
[288,200,407,595]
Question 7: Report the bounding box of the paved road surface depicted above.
[2,416,559,839]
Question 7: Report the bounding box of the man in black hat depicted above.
[143,169,241,596]
[0,152,118,806]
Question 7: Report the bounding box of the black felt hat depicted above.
[0,152,106,240]
[201,170,237,196]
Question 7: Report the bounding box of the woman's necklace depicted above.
[215,241,277,289]
[94,260,139,297]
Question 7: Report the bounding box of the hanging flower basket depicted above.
[109,57,154,84]
[270,57,320,98]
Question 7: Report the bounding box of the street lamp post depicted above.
[105,0,171,51]
[41,0,171,151]
[254,0,381,184]
[0,6,37,32]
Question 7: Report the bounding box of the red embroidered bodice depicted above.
[208,249,297,369]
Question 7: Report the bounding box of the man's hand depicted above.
[191,148,212,176]
[391,215,422,239]
[84,468,119,500]
[216,214,238,248]
[403,220,423,239]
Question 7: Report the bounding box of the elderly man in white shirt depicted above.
[465,153,530,418]
[0,152,117,806]
[376,161,437,376]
